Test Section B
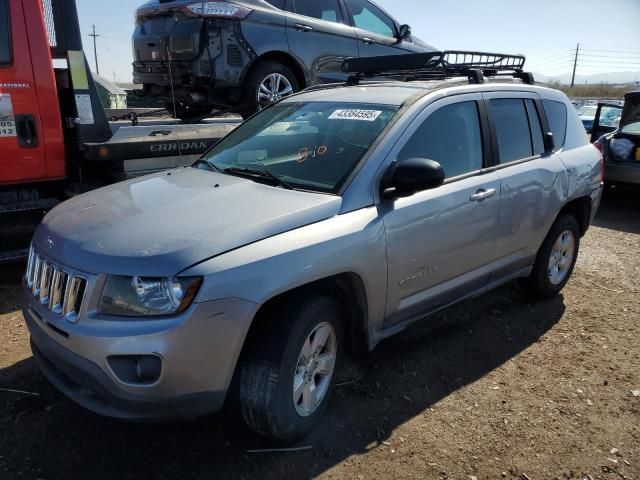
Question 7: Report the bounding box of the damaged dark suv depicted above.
[132,0,434,119]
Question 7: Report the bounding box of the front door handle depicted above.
[470,188,496,202]
[294,23,313,32]
[362,37,375,44]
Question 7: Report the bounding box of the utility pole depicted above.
[570,43,579,88]
[89,25,100,75]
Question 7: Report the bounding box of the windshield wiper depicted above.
[223,167,294,190]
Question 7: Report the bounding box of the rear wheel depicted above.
[239,295,342,442]
[240,61,299,119]
[520,214,580,300]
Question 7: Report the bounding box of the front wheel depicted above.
[239,295,342,442]
[520,214,581,300]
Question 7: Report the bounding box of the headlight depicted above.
[99,276,202,317]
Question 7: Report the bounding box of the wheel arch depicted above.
[557,196,592,236]
[238,272,370,361]
[243,51,307,90]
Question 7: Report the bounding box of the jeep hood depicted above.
[34,168,342,276]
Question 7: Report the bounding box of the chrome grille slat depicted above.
[39,263,54,304]
[25,246,87,323]
[63,276,86,323]
[49,269,69,314]
[32,255,43,295]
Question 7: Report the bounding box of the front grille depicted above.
[26,245,87,323]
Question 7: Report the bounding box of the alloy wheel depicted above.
[292,322,337,418]
[257,73,294,109]
[548,229,576,285]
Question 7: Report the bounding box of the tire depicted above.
[164,101,213,121]
[239,295,342,443]
[520,214,581,300]
[239,61,299,119]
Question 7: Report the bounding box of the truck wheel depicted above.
[239,295,342,442]
[520,214,581,300]
[240,61,299,119]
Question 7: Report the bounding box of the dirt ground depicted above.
[1,186,639,480]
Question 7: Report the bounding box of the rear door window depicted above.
[289,0,344,23]
[490,99,533,163]
[542,100,567,150]
[0,0,11,65]
[398,101,484,179]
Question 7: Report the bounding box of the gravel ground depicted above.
[0,185,638,480]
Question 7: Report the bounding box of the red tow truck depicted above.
[0,0,239,260]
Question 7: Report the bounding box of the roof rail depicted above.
[342,50,534,86]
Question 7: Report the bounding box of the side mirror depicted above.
[397,24,411,40]
[382,158,445,199]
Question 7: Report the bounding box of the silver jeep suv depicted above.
[23,52,603,442]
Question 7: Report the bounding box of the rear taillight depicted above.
[184,1,251,19]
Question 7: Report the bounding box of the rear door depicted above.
[483,93,566,278]
[284,0,358,84]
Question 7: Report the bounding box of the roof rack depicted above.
[342,50,534,86]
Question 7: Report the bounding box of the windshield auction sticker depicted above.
[329,109,382,121]
[0,94,16,137]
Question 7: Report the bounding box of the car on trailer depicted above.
[132,0,435,119]
[0,0,239,261]
[23,50,603,442]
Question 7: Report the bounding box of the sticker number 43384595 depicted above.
[0,94,17,137]
[328,109,382,121]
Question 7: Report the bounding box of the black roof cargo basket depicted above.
[342,50,533,85]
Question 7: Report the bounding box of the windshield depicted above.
[200,102,399,194]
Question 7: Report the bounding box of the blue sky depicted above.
[77,0,640,84]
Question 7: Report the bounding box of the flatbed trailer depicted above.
[0,0,241,260]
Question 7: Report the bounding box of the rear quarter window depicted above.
[542,100,568,151]
[0,0,11,66]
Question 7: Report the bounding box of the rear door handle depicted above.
[15,114,39,149]
[470,188,496,202]
[294,23,313,32]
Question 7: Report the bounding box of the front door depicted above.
[343,0,410,57]
[382,94,501,326]
[284,0,358,84]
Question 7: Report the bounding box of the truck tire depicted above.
[239,295,342,442]
[520,214,581,300]
[240,61,299,119]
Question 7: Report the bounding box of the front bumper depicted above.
[23,286,257,421]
